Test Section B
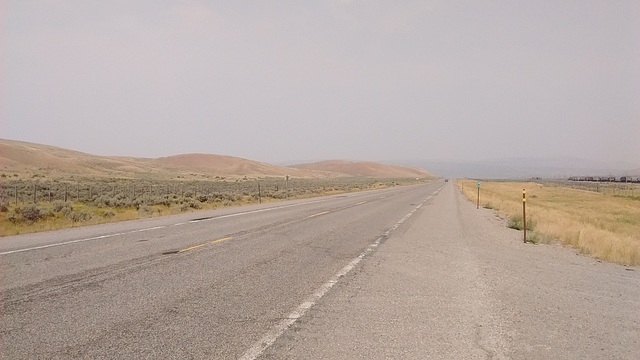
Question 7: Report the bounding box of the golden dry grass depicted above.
[456,179,640,266]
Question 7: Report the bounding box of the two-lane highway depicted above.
[1,182,444,359]
[4,180,638,359]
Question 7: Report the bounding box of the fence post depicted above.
[523,189,527,243]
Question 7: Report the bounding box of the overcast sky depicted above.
[3,1,639,166]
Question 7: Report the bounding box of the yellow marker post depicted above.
[522,189,526,243]
[477,181,480,209]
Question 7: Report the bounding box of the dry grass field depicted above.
[456,179,640,266]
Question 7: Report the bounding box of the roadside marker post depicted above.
[257,181,262,204]
[523,189,526,243]
[477,181,480,209]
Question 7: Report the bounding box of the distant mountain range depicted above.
[0,139,434,180]
[397,158,640,179]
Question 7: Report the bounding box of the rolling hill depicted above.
[0,139,433,179]
[154,154,329,178]
[290,160,433,178]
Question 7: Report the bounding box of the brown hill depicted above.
[153,154,327,178]
[0,139,323,179]
[291,160,433,178]
[0,139,433,180]
[0,139,151,177]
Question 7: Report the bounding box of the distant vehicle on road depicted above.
[444,179,449,182]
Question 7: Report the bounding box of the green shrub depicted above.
[21,204,44,222]
[61,204,74,216]
[138,205,150,216]
[53,200,66,212]
[67,211,92,223]
[7,211,19,223]
[507,215,535,231]
[156,196,172,207]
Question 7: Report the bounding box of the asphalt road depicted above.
[1,181,638,359]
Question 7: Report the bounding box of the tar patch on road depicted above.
[190,216,214,222]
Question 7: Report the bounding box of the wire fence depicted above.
[537,179,640,198]
[0,177,419,208]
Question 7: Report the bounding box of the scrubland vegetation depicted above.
[456,179,640,266]
[0,176,428,236]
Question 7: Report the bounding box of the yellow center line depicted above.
[179,237,232,253]
[307,211,330,219]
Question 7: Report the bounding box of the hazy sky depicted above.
[3,1,639,166]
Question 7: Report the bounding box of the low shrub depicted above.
[61,204,74,216]
[53,200,66,212]
[138,205,150,216]
[21,204,44,222]
[67,211,92,223]
[7,211,19,224]
[507,214,535,231]
[53,201,74,215]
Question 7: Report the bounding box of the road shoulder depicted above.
[263,183,640,359]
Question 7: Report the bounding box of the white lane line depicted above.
[238,187,443,360]
[0,232,127,255]
[188,198,332,223]
[136,226,165,232]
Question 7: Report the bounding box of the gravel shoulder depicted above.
[263,182,640,359]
